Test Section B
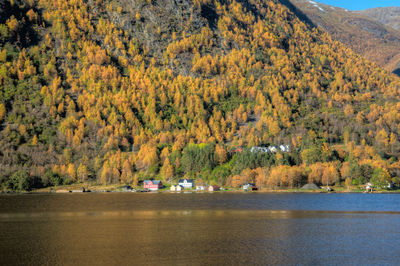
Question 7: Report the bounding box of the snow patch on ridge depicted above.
[308,0,324,12]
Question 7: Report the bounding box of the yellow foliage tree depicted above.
[215,144,227,165]
[120,159,133,183]
[67,163,76,181]
[322,164,339,186]
[0,104,5,121]
[136,144,158,170]
[77,163,88,183]
[160,158,174,182]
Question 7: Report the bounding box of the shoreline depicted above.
[2,185,400,194]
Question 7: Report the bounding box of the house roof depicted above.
[301,183,320,190]
[144,180,162,185]
[178,179,194,183]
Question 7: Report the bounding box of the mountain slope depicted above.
[1,0,400,189]
[289,0,400,75]
[357,7,400,31]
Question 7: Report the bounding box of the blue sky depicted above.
[316,0,400,11]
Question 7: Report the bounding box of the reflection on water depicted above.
[2,209,400,220]
[1,193,400,265]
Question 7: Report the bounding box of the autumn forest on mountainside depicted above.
[1,0,400,191]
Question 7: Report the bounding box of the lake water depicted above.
[1,192,400,265]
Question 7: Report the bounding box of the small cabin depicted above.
[170,185,183,191]
[196,186,206,191]
[365,182,373,192]
[144,180,163,191]
[178,179,194,188]
[242,183,257,191]
[208,185,220,191]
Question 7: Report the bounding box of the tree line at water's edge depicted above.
[1,0,400,191]
[5,142,399,191]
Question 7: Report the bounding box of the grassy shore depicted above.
[2,183,398,194]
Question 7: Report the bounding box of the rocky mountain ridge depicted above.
[357,6,400,31]
[289,0,400,75]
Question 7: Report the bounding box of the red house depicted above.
[143,180,163,191]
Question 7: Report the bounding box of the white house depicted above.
[250,147,269,153]
[242,183,257,191]
[179,179,194,188]
[250,145,290,154]
[279,145,290,152]
[196,186,205,191]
